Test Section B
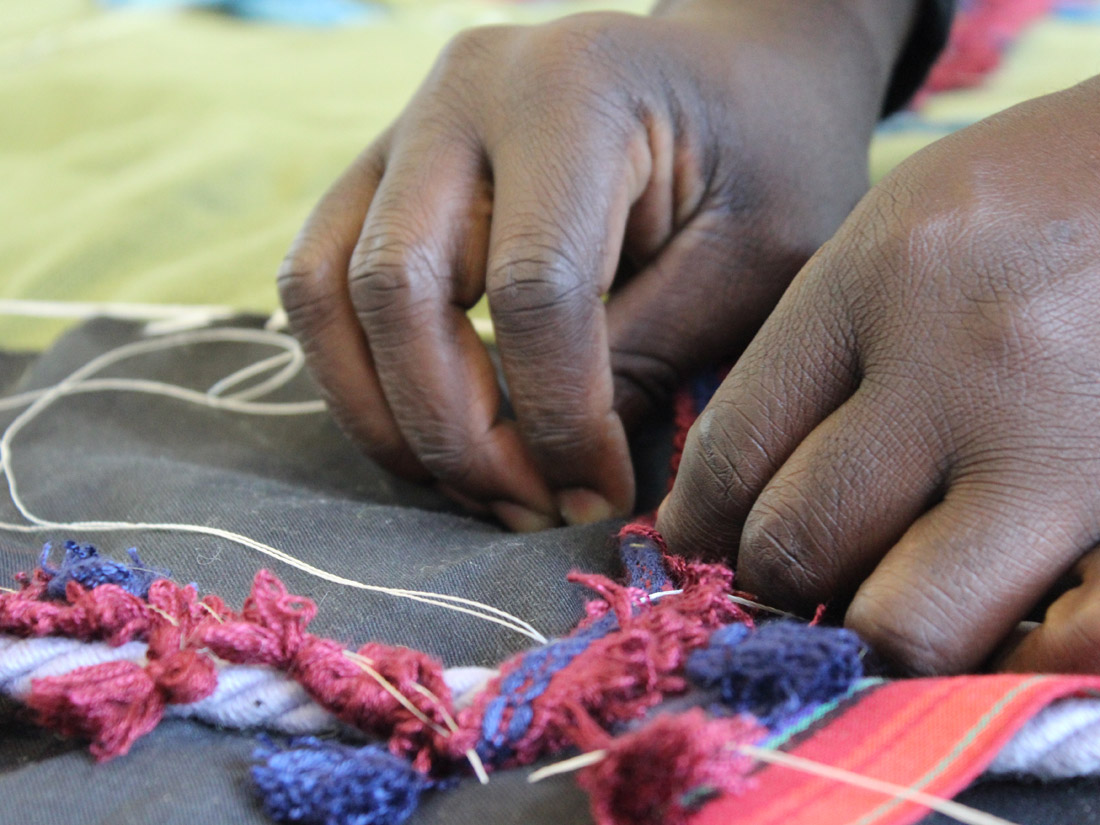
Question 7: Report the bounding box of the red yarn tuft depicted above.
[617,524,667,555]
[578,710,763,825]
[201,570,313,667]
[668,387,696,490]
[201,571,454,770]
[0,577,151,645]
[922,0,1055,97]
[27,647,217,761]
[451,570,749,767]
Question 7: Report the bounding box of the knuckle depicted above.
[487,251,597,335]
[686,403,764,516]
[436,24,507,71]
[526,14,630,79]
[739,493,832,607]
[277,243,339,335]
[522,406,603,459]
[347,231,444,326]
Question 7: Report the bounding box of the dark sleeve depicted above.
[881,0,957,116]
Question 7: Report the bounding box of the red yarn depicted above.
[578,710,763,825]
[25,579,224,760]
[617,524,667,555]
[449,569,748,767]
[922,0,1055,97]
[668,386,696,489]
[27,650,217,761]
[200,571,454,770]
[0,574,151,645]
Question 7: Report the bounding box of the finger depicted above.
[348,129,558,530]
[606,209,812,431]
[846,486,1090,675]
[277,137,427,480]
[735,386,945,614]
[997,548,1100,674]
[485,119,648,525]
[657,256,860,559]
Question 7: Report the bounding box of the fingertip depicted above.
[558,488,619,527]
[491,500,561,533]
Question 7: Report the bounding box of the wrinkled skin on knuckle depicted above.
[686,404,760,519]
[348,229,446,332]
[488,252,600,339]
[739,493,835,610]
[277,244,335,335]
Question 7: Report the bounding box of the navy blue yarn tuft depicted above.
[251,738,432,825]
[620,534,673,593]
[39,540,166,599]
[686,620,865,727]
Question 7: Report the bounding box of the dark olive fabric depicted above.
[0,318,1091,825]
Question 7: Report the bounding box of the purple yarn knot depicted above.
[40,541,166,599]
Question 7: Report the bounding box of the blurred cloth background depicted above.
[1,0,1099,351]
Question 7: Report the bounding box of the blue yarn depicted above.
[40,541,166,599]
[476,613,618,764]
[620,533,673,593]
[686,620,865,727]
[476,528,674,763]
[252,738,432,825]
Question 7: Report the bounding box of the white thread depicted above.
[0,632,493,736]
[737,745,1022,825]
[0,327,547,644]
[524,743,1023,825]
[527,750,608,783]
[643,588,799,620]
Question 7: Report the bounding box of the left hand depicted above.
[658,76,1100,675]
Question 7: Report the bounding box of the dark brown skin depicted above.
[281,0,1100,674]
[278,0,918,531]
[658,76,1100,675]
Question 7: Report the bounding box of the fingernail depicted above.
[491,501,558,533]
[558,488,615,526]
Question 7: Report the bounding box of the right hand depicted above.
[278,2,916,530]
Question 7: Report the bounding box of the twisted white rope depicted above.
[0,633,497,734]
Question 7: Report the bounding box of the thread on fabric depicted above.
[577,709,763,825]
[0,327,548,644]
[252,738,436,825]
[686,620,865,727]
[199,570,455,772]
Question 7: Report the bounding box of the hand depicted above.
[278,0,916,530]
[659,77,1100,675]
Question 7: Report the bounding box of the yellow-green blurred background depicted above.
[2,1,1099,349]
